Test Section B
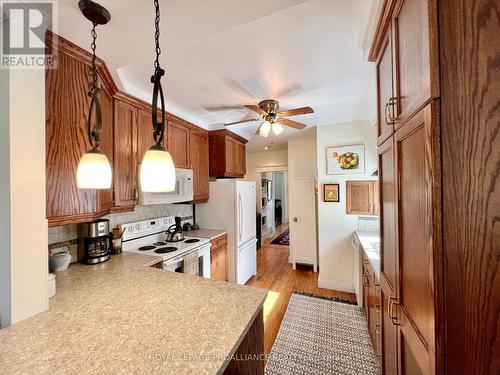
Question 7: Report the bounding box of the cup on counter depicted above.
[112,227,123,254]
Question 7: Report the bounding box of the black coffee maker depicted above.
[78,219,113,264]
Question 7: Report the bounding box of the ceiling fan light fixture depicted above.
[259,121,271,137]
[272,122,284,136]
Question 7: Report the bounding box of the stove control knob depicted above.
[135,224,141,230]
[128,227,133,232]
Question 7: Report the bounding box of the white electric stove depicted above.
[121,216,211,278]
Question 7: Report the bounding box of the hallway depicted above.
[246,225,356,355]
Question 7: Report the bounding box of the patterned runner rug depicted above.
[265,292,380,375]
[270,229,289,246]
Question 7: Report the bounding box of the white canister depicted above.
[48,273,56,298]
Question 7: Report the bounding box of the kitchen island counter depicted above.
[0,252,267,374]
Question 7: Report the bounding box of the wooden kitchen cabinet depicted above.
[394,101,440,374]
[167,119,190,169]
[362,256,382,359]
[209,130,247,178]
[378,136,399,374]
[136,107,153,164]
[392,0,439,127]
[112,99,138,210]
[376,25,395,145]
[210,234,228,281]
[189,130,209,203]
[346,181,379,215]
[45,33,114,226]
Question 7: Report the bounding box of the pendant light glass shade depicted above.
[272,122,284,135]
[259,120,271,137]
[140,144,176,192]
[77,149,112,189]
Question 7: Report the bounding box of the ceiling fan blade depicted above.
[244,104,268,116]
[277,106,314,117]
[225,118,259,126]
[277,117,307,130]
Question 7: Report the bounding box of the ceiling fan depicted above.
[224,99,314,137]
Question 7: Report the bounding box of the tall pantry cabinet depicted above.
[369,0,499,374]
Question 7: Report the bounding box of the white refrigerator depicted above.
[197,180,257,284]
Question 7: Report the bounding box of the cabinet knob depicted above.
[293,217,298,222]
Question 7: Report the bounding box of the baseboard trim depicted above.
[318,275,354,293]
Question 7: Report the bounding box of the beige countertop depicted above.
[0,252,266,374]
[186,229,227,241]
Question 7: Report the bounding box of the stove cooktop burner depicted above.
[153,241,167,246]
[154,247,178,254]
[184,239,200,243]
[138,245,156,251]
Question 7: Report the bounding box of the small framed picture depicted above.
[323,184,340,202]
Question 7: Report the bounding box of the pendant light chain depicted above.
[154,0,161,69]
[87,21,102,149]
[150,0,166,145]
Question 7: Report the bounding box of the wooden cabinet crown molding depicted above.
[368,0,397,61]
[209,129,249,144]
[46,30,118,95]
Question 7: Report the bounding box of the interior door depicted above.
[236,182,256,247]
[290,177,316,270]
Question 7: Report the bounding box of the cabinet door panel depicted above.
[190,131,209,202]
[377,26,394,144]
[381,284,398,374]
[113,100,137,208]
[167,121,190,169]
[96,82,114,213]
[46,51,97,219]
[379,138,397,289]
[394,0,438,125]
[395,101,440,374]
[235,141,246,176]
[136,108,153,164]
[346,181,374,215]
[225,137,237,174]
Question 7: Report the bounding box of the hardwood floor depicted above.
[247,224,356,355]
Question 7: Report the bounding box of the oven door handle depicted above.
[164,256,184,266]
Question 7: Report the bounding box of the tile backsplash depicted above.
[357,216,380,233]
[48,204,193,245]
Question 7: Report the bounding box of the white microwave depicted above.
[138,168,193,205]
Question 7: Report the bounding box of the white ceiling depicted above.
[58,0,376,152]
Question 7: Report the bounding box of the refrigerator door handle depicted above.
[238,194,243,241]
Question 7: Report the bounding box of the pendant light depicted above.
[76,0,112,189]
[139,0,176,192]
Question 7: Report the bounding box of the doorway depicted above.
[259,170,289,244]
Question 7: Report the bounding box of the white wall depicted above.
[316,121,378,292]
[0,68,48,327]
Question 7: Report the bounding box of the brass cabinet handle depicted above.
[388,297,400,326]
[388,97,397,122]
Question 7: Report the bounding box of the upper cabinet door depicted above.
[190,131,209,202]
[225,137,237,174]
[136,108,153,164]
[46,51,99,224]
[167,120,190,169]
[346,181,377,215]
[393,0,439,127]
[235,141,246,176]
[113,99,137,209]
[376,25,395,145]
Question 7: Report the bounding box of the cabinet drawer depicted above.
[211,234,227,250]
